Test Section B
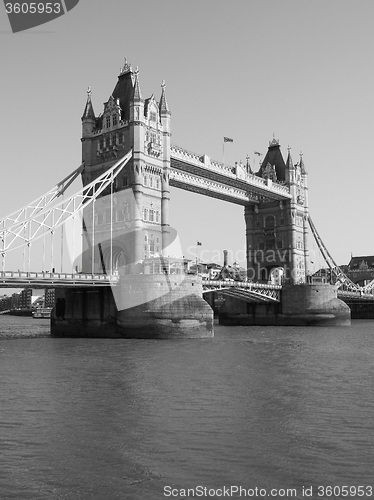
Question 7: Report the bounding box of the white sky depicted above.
[0,0,373,280]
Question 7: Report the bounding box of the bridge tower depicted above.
[80,59,171,273]
[245,139,310,284]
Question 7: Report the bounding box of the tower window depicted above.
[149,209,154,222]
[150,111,157,122]
[156,178,160,190]
[112,114,118,126]
[265,215,275,230]
[106,116,111,128]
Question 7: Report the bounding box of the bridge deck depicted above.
[170,145,291,205]
[0,271,116,288]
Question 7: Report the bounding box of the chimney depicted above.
[223,250,228,267]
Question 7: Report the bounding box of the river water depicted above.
[0,316,373,500]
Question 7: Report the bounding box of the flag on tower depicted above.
[254,151,261,156]
[197,241,202,246]
[224,137,233,143]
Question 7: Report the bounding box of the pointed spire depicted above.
[286,145,295,170]
[299,151,306,174]
[159,80,170,114]
[246,154,253,174]
[81,86,95,121]
[269,134,279,147]
[131,66,143,101]
[119,57,132,75]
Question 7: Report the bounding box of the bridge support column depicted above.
[161,170,171,254]
[218,283,350,326]
[51,275,214,338]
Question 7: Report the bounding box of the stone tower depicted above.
[245,138,309,284]
[80,59,171,274]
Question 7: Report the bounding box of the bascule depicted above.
[0,60,372,336]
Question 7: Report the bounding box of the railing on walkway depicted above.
[0,271,118,288]
[202,280,282,302]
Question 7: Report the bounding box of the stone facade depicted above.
[245,139,310,284]
[81,59,171,274]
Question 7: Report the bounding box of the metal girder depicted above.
[202,280,281,302]
[0,150,132,256]
[308,216,374,293]
[220,288,280,303]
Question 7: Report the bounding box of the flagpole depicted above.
[222,140,225,166]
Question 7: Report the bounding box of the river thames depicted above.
[0,315,373,499]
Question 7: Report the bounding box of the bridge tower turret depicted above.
[81,87,96,166]
[245,139,310,284]
[80,59,170,274]
[159,80,171,252]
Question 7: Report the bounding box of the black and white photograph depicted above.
[0,1,373,499]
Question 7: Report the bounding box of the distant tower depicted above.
[245,138,309,284]
[80,59,171,273]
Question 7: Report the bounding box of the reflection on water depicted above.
[0,316,374,499]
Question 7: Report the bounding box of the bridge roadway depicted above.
[0,272,282,302]
[170,145,292,205]
[1,272,373,303]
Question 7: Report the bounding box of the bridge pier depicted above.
[51,275,213,338]
[219,283,351,326]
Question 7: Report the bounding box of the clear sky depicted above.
[0,0,373,277]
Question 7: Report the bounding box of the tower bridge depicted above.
[0,59,372,336]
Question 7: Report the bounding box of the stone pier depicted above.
[51,275,213,338]
[219,283,351,326]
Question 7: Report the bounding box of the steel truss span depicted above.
[308,216,374,294]
[0,150,132,271]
